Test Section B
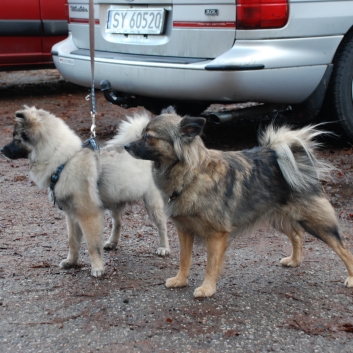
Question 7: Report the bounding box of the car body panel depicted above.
[68,0,236,58]
[237,1,353,40]
[207,36,342,70]
[52,0,353,105]
[53,33,327,103]
[0,0,68,70]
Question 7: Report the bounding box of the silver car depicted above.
[52,0,353,140]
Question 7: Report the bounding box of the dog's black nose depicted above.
[124,143,131,152]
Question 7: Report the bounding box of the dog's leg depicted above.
[166,229,193,288]
[330,240,353,287]
[280,229,304,267]
[330,242,353,287]
[194,232,228,298]
[104,205,125,250]
[59,215,83,269]
[301,219,353,287]
[77,211,105,277]
[300,197,353,287]
[143,189,170,256]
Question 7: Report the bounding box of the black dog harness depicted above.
[50,163,65,209]
[48,139,99,210]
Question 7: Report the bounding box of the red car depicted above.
[0,0,68,71]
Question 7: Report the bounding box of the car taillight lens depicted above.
[236,0,289,29]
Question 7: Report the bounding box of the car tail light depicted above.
[236,0,289,30]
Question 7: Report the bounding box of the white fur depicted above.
[16,107,169,277]
[259,124,335,191]
[23,107,82,189]
[106,112,150,147]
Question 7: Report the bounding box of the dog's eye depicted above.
[21,132,30,143]
[145,133,152,141]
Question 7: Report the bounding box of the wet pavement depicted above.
[0,70,353,352]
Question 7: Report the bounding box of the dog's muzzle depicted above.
[0,142,29,159]
[0,146,10,158]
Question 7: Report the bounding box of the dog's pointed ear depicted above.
[179,116,206,138]
[161,106,176,114]
[15,111,27,124]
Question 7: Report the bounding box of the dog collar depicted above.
[168,191,180,203]
[50,164,65,191]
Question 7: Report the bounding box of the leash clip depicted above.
[82,137,99,151]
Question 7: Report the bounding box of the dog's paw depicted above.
[193,285,216,298]
[280,256,301,267]
[103,241,117,251]
[165,276,188,288]
[91,267,105,278]
[344,276,353,287]
[156,247,170,256]
[59,259,76,269]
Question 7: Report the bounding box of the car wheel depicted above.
[323,29,353,141]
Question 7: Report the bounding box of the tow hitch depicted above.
[100,80,137,109]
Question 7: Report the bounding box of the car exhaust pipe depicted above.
[207,104,285,124]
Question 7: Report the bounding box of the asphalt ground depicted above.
[1,70,353,352]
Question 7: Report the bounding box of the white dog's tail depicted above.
[258,124,334,191]
[106,111,150,147]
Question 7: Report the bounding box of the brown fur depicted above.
[125,107,353,297]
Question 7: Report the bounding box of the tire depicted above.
[323,29,353,141]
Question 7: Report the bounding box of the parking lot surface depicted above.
[1,70,353,352]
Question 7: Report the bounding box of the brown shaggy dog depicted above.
[125,107,353,297]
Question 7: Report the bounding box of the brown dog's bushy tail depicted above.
[258,124,334,191]
[106,111,151,147]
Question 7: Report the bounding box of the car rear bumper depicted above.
[52,33,341,104]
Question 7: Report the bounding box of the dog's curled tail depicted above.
[106,111,150,147]
[259,124,334,191]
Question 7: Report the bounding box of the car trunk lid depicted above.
[68,0,236,59]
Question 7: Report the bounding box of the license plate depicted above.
[106,9,166,35]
